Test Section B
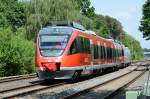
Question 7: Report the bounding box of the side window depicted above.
[109,48,112,58]
[94,45,99,59]
[85,38,91,53]
[122,50,124,56]
[112,49,114,58]
[114,49,116,57]
[69,39,78,55]
[98,45,101,59]
[104,46,107,59]
[80,37,90,54]
[101,46,104,59]
[80,37,84,53]
[107,48,109,58]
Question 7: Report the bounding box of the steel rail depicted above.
[0,81,67,99]
[0,73,37,83]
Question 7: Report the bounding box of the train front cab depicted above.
[36,27,79,80]
[36,26,93,80]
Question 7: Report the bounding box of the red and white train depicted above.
[36,22,131,80]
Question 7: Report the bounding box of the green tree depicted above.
[0,28,35,76]
[0,0,25,31]
[105,16,124,40]
[92,15,109,38]
[74,0,95,18]
[25,0,93,40]
[139,0,150,40]
[121,33,144,60]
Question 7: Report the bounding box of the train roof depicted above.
[39,21,86,35]
[44,21,86,31]
[39,26,74,35]
[39,21,125,47]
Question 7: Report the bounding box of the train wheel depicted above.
[69,71,81,83]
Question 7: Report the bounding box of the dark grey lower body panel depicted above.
[37,69,75,80]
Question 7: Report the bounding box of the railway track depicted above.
[61,67,147,99]
[0,73,37,83]
[0,80,67,98]
[13,65,139,99]
[0,61,145,84]
[0,61,148,98]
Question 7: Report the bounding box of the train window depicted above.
[116,50,117,57]
[112,49,114,58]
[84,38,90,53]
[39,34,69,57]
[104,47,107,59]
[110,48,112,58]
[117,50,119,57]
[40,35,69,49]
[101,46,105,59]
[80,37,84,53]
[80,37,90,54]
[100,46,103,59]
[98,46,101,59]
[92,45,99,59]
[108,48,110,58]
[94,45,96,59]
[94,45,98,59]
[116,49,118,57]
[96,45,99,59]
[115,49,117,57]
[106,47,109,58]
[122,50,124,56]
[109,48,111,58]
[69,39,78,54]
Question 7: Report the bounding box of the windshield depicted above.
[39,35,69,57]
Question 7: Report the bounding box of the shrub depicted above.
[0,28,35,76]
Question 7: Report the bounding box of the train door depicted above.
[75,37,82,66]
[78,36,91,66]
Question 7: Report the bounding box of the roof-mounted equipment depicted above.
[45,21,86,31]
[85,30,97,36]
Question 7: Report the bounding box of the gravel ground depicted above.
[20,66,137,99]
[112,70,148,99]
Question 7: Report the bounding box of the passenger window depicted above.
[69,39,78,54]
[80,37,90,54]
[94,45,99,59]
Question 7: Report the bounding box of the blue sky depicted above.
[91,0,150,49]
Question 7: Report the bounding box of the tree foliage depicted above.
[105,16,124,39]
[121,33,144,60]
[74,0,95,18]
[0,0,25,31]
[0,28,35,76]
[139,0,150,40]
[25,0,93,40]
[92,15,109,38]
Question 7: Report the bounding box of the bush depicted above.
[0,28,35,76]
